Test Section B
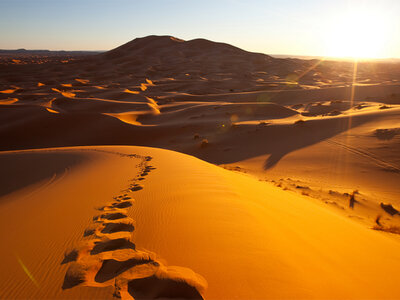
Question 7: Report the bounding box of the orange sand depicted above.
[1,146,400,299]
[1,35,400,299]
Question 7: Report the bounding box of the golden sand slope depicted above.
[1,146,400,299]
[222,105,400,232]
[0,147,206,299]
[0,148,137,299]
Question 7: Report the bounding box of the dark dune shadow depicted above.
[374,128,398,140]
[128,275,203,300]
[380,203,399,216]
[0,105,166,152]
[261,115,369,170]
[0,151,88,200]
[264,152,286,170]
[193,111,375,170]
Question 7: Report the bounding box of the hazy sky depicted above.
[0,0,399,58]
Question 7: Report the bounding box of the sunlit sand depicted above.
[1,35,400,299]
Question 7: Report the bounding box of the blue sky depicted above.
[0,0,399,58]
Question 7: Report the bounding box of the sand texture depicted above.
[1,35,400,299]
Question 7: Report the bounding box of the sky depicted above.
[0,0,399,58]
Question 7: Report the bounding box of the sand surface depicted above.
[1,146,400,300]
[1,35,400,299]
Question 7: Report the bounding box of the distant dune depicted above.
[1,35,400,299]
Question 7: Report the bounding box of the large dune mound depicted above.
[83,35,400,88]
[102,35,274,75]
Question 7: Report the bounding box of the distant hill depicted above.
[62,35,395,86]
[91,35,306,79]
[3,35,399,88]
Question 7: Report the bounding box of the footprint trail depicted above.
[62,152,206,299]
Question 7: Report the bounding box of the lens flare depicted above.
[16,255,39,287]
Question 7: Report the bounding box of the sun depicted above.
[324,7,389,59]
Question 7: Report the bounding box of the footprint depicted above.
[95,212,127,221]
[99,201,132,211]
[91,238,136,255]
[62,262,87,289]
[112,201,133,209]
[131,184,143,192]
[83,227,97,237]
[101,222,135,234]
[61,249,79,264]
[95,257,153,283]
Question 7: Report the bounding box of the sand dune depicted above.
[0,147,207,299]
[1,35,400,299]
[1,146,400,299]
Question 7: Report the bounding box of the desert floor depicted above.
[1,36,400,299]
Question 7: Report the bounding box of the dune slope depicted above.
[1,146,400,299]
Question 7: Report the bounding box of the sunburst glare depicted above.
[324,6,390,58]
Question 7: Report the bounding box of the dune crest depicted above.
[124,88,140,94]
[0,98,18,105]
[51,88,76,98]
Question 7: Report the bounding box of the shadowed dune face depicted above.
[0,151,90,199]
